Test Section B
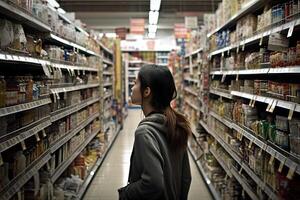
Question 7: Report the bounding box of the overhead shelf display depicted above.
[0,0,51,32]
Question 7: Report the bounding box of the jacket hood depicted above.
[139,113,168,134]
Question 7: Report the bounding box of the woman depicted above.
[118,64,192,200]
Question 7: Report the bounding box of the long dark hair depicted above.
[138,64,191,149]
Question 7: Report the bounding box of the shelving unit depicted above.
[182,0,300,199]
[0,2,121,199]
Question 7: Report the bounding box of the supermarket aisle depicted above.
[84,109,212,200]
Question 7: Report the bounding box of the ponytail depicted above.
[164,106,192,150]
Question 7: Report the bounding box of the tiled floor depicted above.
[83,109,212,200]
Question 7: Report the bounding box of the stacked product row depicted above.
[0,1,120,200]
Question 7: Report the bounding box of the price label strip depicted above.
[251,96,257,107]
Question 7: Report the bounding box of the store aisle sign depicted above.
[130,19,145,35]
[185,16,198,29]
[174,23,188,39]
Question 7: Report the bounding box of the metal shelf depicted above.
[230,167,260,200]
[206,0,263,38]
[0,117,51,153]
[185,48,203,58]
[77,125,121,198]
[98,41,113,55]
[103,71,113,76]
[184,87,198,96]
[0,53,98,72]
[210,148,233,178]
[188,146,222,200]
[209,17,300,57]
[50,83,99,94]
[103,93,113,100]
[103,59,113,65]
[199,120,277,200]
[209,88,233,99]
[0,150,51,200]
[184,77,199,84]
[103,82,113,87]
[0,1,51,32]
[51,97,99,122]
[210,111,300,176]
[47,34,99,57]
[0,98,51,118]
[128,67,140,71]
[50,113,99,153]
[231,91,300,113]
[184,99,199,111]
[210,67,300,76]
[51,127,101,183]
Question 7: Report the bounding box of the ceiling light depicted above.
[148,24,157,33]
[150,0,161,11]
[148,32,156,38]
[149,11,159,25]
[57,8,66,14]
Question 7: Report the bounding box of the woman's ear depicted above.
[143,87,151,98]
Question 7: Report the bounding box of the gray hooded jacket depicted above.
[118,113,192,200]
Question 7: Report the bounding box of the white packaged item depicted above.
[0,19,14,48]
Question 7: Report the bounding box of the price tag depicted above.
[258,148,263,157]
[242,42,245,51]
[212,74,215,79]
[42,129,47,137]
[269,100,277,113]
[21,141,26,150]
[248,139,253,149]
[266,100,274,112]
[236,45,239,53]
[35,133,40,142]
[56,92,60,100]
[221,74,226,83]
[251,96,256,107]
[236,72,239,81]
[225,174,228,181]
[0,153,3,166]
[269,155,275,165]
[259,34,263,46]
[238,133,243,141]
[222,51,224,58]
[287,162,297,179]
[239,167,243,174]
[41,63,51,78]
[287,21,296,38]
[227,48,230,56]
[288,104,296,120]
[53,92,57,103]
[278,158,286,173]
